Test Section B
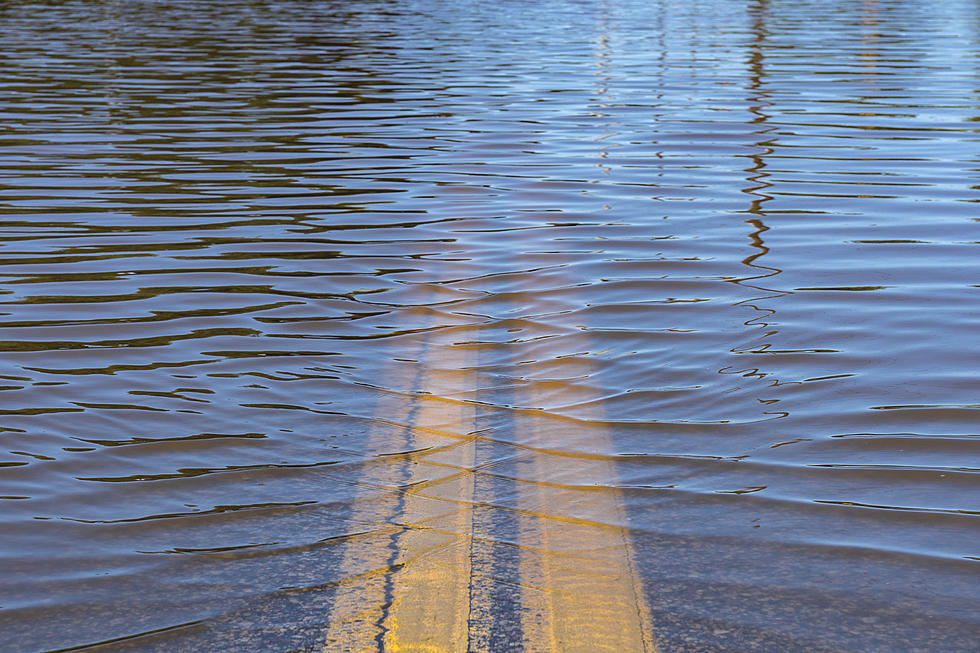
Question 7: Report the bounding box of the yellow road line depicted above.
[321,322,476,652]
[322,310,656,652]
[518,416,657,652]
[380,393,476,652]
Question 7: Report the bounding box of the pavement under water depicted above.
[0,0,979,651]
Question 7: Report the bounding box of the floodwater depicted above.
[1,0,979,650]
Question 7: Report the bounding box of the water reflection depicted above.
[724,0,787,412]
[1,0,979,650]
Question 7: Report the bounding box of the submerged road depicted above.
[2,0,980,651]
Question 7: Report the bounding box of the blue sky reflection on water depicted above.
[0,0,978,650]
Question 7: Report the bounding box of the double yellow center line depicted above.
[320,295,656,652]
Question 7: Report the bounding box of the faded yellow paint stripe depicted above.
[381,394,477,652]
[519,452,657,653]
[321,326,477,652]
[319,385,415,651]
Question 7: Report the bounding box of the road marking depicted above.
[380,395,477,652]
[518,413,657,652]
[321,319,477,651]
[322,304,656,651]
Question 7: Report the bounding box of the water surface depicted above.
[1,0,979,650]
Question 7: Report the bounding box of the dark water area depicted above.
[1,0,979,650]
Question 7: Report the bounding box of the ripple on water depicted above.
[1,0,979,650]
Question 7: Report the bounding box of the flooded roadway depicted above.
[1,0,979,651]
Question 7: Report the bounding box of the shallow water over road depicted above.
[1,0,979,650]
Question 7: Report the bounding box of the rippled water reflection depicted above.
[1,0,979,650]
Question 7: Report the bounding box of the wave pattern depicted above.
[1,0,979,650]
